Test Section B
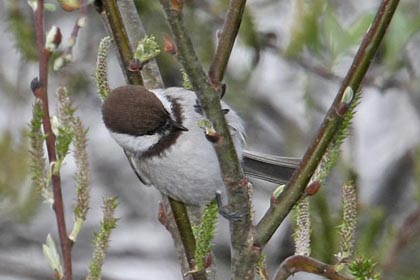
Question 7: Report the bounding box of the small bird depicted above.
[102,85,299,207]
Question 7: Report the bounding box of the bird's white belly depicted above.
[139,133,224,206]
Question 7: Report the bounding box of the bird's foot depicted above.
[215,191,246,222]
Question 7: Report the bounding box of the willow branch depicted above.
[33,0,72,279]
[168,199,208,279]
[273,256,352,280]
[167,199,196,267]
[208,0,247,85]
[255,0,400,247]
[97,0,144,85]
[62,1,87,63]
[96,1,202,278]
[160,1,257,279]
[158,198,207,280]
[115,1,164,89]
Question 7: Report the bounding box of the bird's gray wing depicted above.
[124,150,152,186]
[242,150,300,184]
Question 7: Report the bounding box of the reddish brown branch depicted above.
[273,255,352,280]
[70,0,87,40]
[61,0,87,61]
[33,1,72,279]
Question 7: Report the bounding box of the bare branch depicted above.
[208,0,247,86]
[160,1,257,279]
[33,0,72,278]
[97,1,144,85]
[273,255,352,280]
[115,1,164,89]
[167,199,208,280]
[54,0,87,70]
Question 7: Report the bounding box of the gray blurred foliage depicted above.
[1,0,420,279]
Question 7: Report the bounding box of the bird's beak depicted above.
[172,121,189,131]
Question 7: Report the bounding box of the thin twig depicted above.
[160,1,257,279]
[98,1,144,85]
[273,255,352,280]
[255,0,400,247]
[168,199,208,279]
[60,0,87,63]
[208,0,247,86]
[33,0,72,279]
[158,198,206,280]
[115,1,164,89]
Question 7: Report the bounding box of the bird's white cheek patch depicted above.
[110,131,160,154]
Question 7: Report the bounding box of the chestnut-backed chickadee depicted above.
[102,85,299,206]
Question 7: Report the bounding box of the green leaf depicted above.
[56,126,74,161]
[42,234,64,279]
[348,258,380,280]
[134,35,161,64]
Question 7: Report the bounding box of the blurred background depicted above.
[1,0,420,279]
